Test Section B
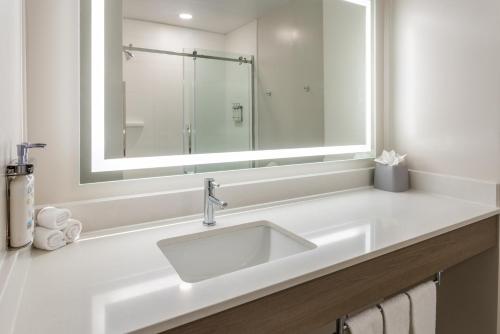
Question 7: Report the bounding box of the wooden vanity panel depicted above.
[163,216,498,334]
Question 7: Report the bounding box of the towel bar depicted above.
[336,271,443,334]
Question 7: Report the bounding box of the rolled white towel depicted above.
[37,207,71,230]
[63,219,82,243]
[33,227,66,251]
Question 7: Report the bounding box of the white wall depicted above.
[225,20,257,56]
[387,2,500,331]
[388,0,500,182]
[0,0,25,254]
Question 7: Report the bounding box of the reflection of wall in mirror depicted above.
[256,0,368,167]
[323,0,367,147]
[257,0,325,155]
[105,0,125,160]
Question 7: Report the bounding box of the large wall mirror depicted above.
[81,0,375,183]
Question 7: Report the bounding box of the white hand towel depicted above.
[63,218,82,243]
[380,294,411,334]
[33,227,66,251]
[406,281,437,334]
[345,307,383,334]
[37,207,71,230]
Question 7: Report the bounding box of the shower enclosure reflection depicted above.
[122,46,254,174]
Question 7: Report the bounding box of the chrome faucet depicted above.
[203,178,227,226]
[17,143,47,165]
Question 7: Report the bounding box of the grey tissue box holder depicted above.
[374,163,409,192]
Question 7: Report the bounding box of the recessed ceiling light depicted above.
[179,13,193,20]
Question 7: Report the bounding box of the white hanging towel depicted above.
[406,281,437,334]
[380,294,411,334]
[345,307,383,334]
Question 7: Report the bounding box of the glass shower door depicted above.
[183,49,254,173]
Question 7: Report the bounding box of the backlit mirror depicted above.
[80,0,374,182]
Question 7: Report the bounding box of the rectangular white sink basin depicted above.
[157,221,316,283]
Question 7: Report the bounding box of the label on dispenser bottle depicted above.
[26,175,35,231]
[9,174,35,247]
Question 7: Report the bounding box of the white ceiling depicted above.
[123,0,290,34]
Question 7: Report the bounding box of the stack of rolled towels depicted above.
[33,207,83,251]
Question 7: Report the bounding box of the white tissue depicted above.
[375,150,407,167]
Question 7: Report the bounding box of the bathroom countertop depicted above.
[3,188,499,334]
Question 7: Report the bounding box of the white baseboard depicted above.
[409,170,499,207]
[42,168,375,232]
[37,168,499,233]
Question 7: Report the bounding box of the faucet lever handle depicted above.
[205,178,220,189]
[204,178,222,193]
[26,143,47,149]
[16,142,47,165]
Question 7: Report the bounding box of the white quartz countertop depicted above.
[5,188,500,334]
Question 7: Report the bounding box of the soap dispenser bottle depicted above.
[6,143,46,248]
